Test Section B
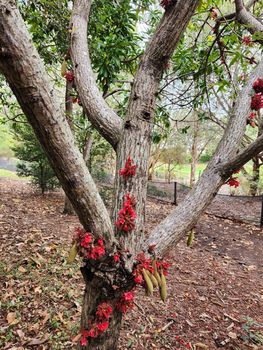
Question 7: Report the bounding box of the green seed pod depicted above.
[187,230,195,247]
[142,268,154,296]
[160,271,167,302]
[61,59,67,77]
[67,242,77,263]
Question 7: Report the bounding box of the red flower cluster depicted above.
[116,291,134,313]
[251,79,263,112]
[160,0,172,9]
[242,35,253,46]
[119,157,137,178]
[226,177,240,188]
[115,193,136,233]
[80,302,112,346]
[251,93,263,111]
[253,78,263,93]
[73,227,105,260]
[132,253,170,285]
[64,71,74,82]
[96,303,113,320]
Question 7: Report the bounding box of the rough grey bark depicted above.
[113,0,200,258]
[146,59,263,255]
[234,0,263,43]
[0,0,115,248]
[70,0,122,149]
[63,80,76,215]
[83,132,93,166]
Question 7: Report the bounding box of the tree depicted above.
[11,120,59,194]
[0,1,263,350]
[159,145,187,182]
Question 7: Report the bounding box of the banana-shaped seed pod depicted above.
[159,271,167,302]
[152,259,162,286]
[67,242,77,263]
[142,268,154,296]
[61,59,67,77]
[146,270,159,288]
[187,230,195,247]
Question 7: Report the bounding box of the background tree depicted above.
[11,119,59,194]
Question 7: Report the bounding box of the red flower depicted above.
[97,321,109,333]
[242,36,253,46]
[119,157,137,178]
[80,336,88,346]
[97,238,104,246]
[123,292,134,302]
[87,328,97,338]
[80,233,93,248]
[64,71,74,82]
[227,177,240,188]
[113,253,120,263]
[96,303,113,320]
[253,78,263,93]
[251,93,263,111]
[117,291,135,313]
[249,112,256,119]
[115,193,136,233]
[87,245,105,260]
[134,274,143,284]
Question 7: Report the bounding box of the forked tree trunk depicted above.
[2,2,263,350]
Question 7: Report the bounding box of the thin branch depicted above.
[71,0,123,149]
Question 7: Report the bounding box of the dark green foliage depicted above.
[11,119,59,194]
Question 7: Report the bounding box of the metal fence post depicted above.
[173,181,177,206]
[260,196,263,228]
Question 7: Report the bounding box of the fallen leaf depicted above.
[194,342,208,349]
[7,312,19,325]
[18,266,26,273]
[27,333,50,346]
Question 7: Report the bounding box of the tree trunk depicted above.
[0,1,115,246]
[77,270,123,350]
[83,132,93,167]
[63,79,75,215]
[190,116,200,187]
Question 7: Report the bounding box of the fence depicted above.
[146,180,263,227]
[96,176,263,227]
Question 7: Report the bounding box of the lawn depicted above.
[0,169,18,179]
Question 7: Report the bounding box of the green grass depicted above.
[0,169,19,178]
[154,162,207,181]
[0,124,15,158]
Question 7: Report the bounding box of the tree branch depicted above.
[0,0,115,248]
[112,0,200,257]
[234,0,263,43]
[146,58,263,255]
[71,0,122,149]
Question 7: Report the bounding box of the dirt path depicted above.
[0,179,263,350]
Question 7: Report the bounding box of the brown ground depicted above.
[0,178,263,350]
